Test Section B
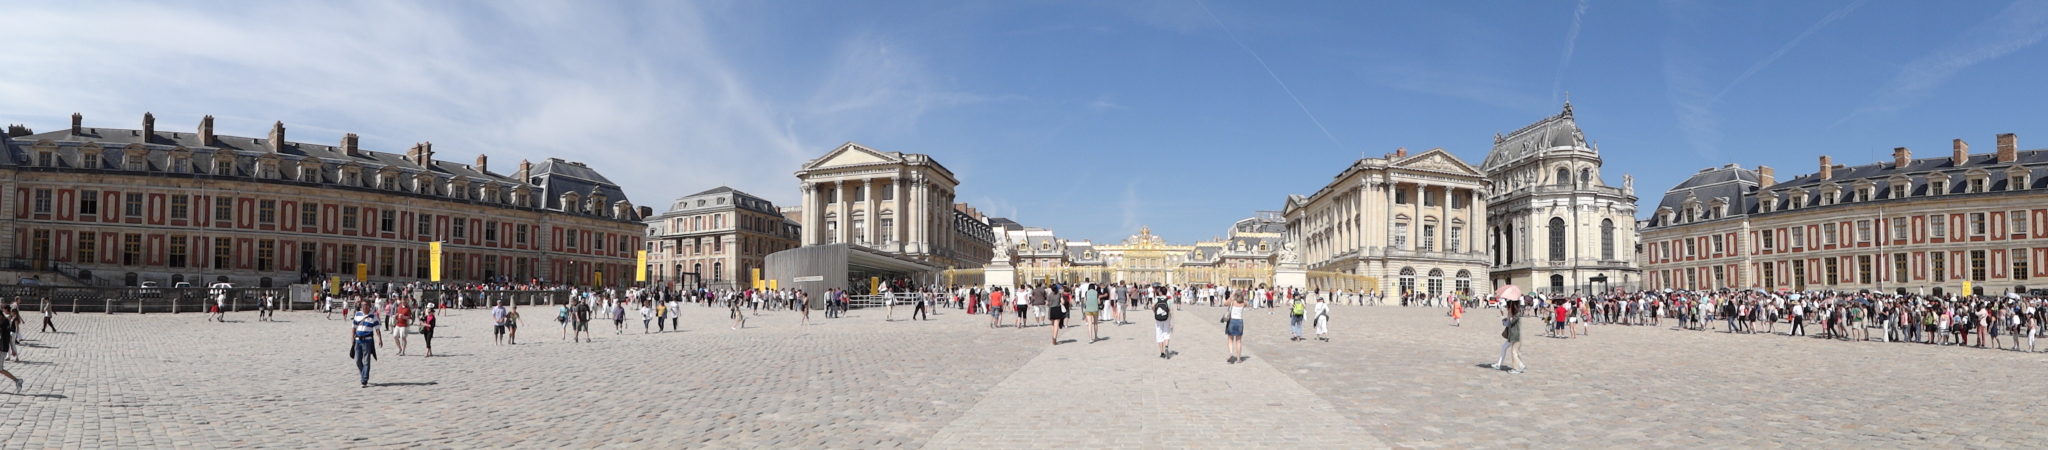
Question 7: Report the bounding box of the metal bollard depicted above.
[107,298,113,314]
[173,299,179,314]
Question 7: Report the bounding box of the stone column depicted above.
[891,177,905,250]
[836,180,851,245]
[866,178,882,246]
[907,177,924,254]
[800,183,818,246]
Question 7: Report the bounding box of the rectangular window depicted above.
[1448,226,1463,253]
[1929,215,1946,239]
[1971,178,1987,193]
[78,233,97,263]
[1392,223,1409,250]
[1711,235,1724,255]
[36,151,53,167]
[31,189,52,214]
[879,218,894,243]
[340,245,356,269]
[80,190,100,216]
[452,218,466,239]
[1856,220,1871,243]
[215,159,234,176]
[595,232,606,251]
[1931,181,1947,196]
[82,153,99,169]
[2014,211,2030,238]
[1932,252,1947,283]
[169,195,188,220]
[854,186,865,202]
[418,214,433,238]
[213,238,231,269]
[301,203,318,228]
[1394,188,1410,205]
[169,236,188,268]
[1791,228,1805,249]
[342,207,359,231]
[1971,250,1988,282]
[1893,253,1908,283]
[1891,218,1906,242]
[257,240,275,271]
[826,188,838,204]
[258,200,276,225]
[1422,189,1438,207]
[1822,224,1837,246]
[1761,230,1775,250]
[214,197,233,222]
[516,224,528,244]
[1824,257,1839,284]
[2016,249,2031,281]
[382,210,397,234]
[564,228,575,250]
[1970,213,1988,236]
[119,233,143,266]
[1762,261,1776,288]
[125,193,144,218]
[1858,255,1873,284]
[1420,224,1436,251]
[484,220,498,242]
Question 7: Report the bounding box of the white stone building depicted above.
[1481,103,1641,294]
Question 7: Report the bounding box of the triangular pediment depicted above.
[1392,148,1482,176]
[805,142,901,170]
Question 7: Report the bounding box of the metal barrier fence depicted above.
[405,289,568,309]
[0,286,292,314]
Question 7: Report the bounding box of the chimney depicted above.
[341,133,361,157]
[1818,155,1833,180]
[518,159,533,182]
[141,112,155,143]
[70,112,82,135]
[475,154,488,173]
[1395,147,1408,158]
[267,121,286,152]
[1952,139,1968,166]
[5,124,30,137]
[198,115,216,146]
[1892,147,1911,168]
[1757,165,1776,187]
[1997,133,2018,163]
[420,141,434,165]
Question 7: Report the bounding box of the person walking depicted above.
[611,301,627,334]
[1153,295,1173,359]
[392,302,411,356]
[349,301,382,387]
[1048,286,1069,345]
[505,305,523,345]
[1289,296,1306,341]
[1313,296,1331,342]
[1082,283,1102,342]
[1224,294,1246,363]
[988,287,1005,329]
[1492,302,1526,374]
[491,302,508,345]
[1449,299,1464,327]
[39,298,56,333]
[913,290,930,321]
[0,308,20,392]
[730,296,746,330]
[640,302,654,333]
[573,300,593,343]
[557,302,572,341]
[419,305,437,357]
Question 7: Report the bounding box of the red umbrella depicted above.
[1492,284,1522,301]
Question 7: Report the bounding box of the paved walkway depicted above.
[4,303,2047,448]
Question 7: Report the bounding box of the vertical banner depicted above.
[595,271,603,287]
[355,262,369,282]
[751,268,763,289]
[1962,280,1973,297]
[428,241,444,282]
[769,279,778,290]
[870,276,880,294]
[635,250,648,282]
[329,276,341,295]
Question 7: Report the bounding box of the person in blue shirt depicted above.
[350,301,382,388]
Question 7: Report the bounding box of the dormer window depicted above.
[1855,188,1872,202]
[35,149,55,167]
[1969,178,1987,193]
[1889,181,1910,199]
[1930,179,1948,196]
[82,152,101,169]
[214,157,235,176]
[123,150,148,171]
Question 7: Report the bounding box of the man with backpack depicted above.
[1153,295,1173,359]
[1290,293,1308,341]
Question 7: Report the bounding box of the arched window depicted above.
[1548,217,1567,261]
[1550,274,1565,294]
[1580,168,1592,187]
[1454,270,1472,295]
[1398,267,1416,296]
[1556,168,1570,187]
[713,261,723,282]
[1427,268,1444,297]
[1600,219,1615,261]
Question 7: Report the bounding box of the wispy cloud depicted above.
[0,2,983,210]
[1194,0,1345,150]
[1716,0,1866,101]
[1835,0,2048,127]
[1552,0,1592,103]
[1369,64,1548,112]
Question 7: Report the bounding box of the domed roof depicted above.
[1482,102,1591,172]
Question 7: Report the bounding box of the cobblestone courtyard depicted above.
[3,304,2045,448]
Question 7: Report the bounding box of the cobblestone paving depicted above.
[1241,304,2048,448]
[6,303,2045,448]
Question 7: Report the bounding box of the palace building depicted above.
[643,186,801,289]
[1641,132,2048,295]
[767,142,997,296]
[1284,147,1490,296]
[1481,104,1641,294]
[1,113,646,288]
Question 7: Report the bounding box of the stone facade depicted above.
[1481,104,1641,294]
[644,186,801,289]
[1642,132,2048,296]
[1,113,645,287]
[1284,148,1490,296]
[794,142,993,271]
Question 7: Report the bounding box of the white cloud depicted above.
[1836,1,2048,126]
[1552,0,1592,103]
[0,1,979,212]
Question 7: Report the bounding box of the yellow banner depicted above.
[769,279,778,290]
[870,276,880,294]
[428,242,443,282]
[329,276,341,295]
[355,263,369,282]
[635,250,648,282]
[751,268,763,289]
[595,270,603,287]
[1963,280,1973,297]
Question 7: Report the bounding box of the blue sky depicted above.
[5,0,2046,244]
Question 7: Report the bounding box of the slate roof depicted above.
[1646,165,1761,228]
[1645,145,2048,229]
[1483,103,1591,172]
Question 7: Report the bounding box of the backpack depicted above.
[1154,302,1171,322]
[1291,301,1306,316]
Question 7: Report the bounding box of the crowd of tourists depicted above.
[1495,288,2048,352]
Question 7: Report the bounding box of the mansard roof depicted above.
[1483,102,1591,172]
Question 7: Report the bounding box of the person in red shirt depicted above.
[988,288,1006,329]
[1553,301,1570,338]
